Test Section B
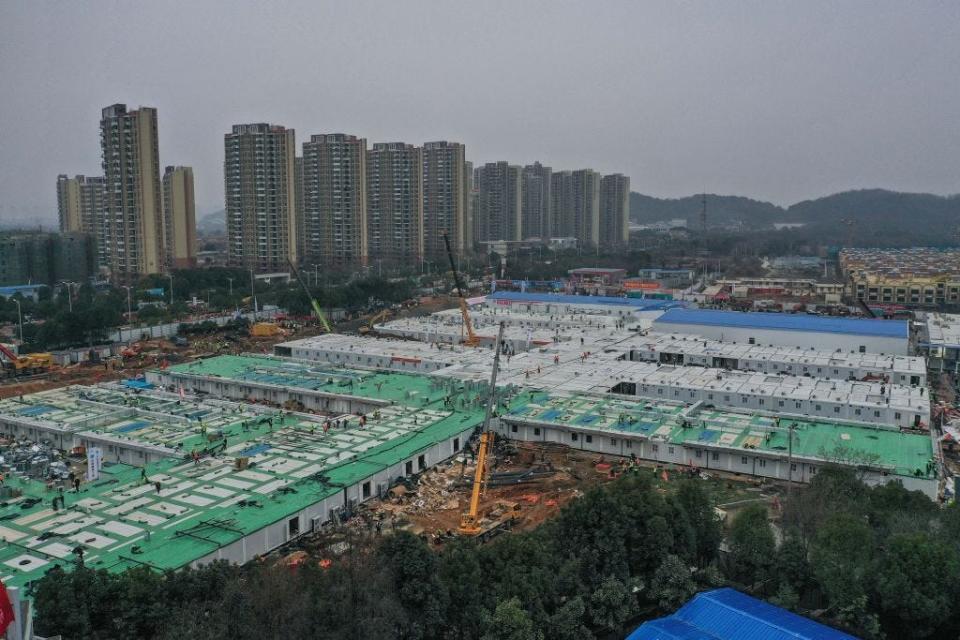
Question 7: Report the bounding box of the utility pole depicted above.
[167,274,174,306]
[121,286,133,322]
[249,268,258,314]
[13,299,23,344]
[787,421,796,495]
[227,277,234,296]
[839,218,856,248]
[700,193,707,233]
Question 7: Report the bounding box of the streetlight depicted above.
[226,277,234,296]
[12,299,23,345]
[120,286,133,322]
[249,268,258,314]
[60,281,76,313]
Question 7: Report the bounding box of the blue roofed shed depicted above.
[626,588,858,640]
[653,308,908,355]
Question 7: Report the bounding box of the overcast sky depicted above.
[1,1,958,225]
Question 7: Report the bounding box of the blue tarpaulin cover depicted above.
[626,588,859,640]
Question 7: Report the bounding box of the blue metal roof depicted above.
[654,308,907,338]
[0,284,44,296]
[626,588,858,640]
[488,291,685,310]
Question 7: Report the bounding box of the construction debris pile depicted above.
[0,437,73,482]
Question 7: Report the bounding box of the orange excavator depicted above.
[460,322,517,538]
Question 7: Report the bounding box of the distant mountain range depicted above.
[630,189,960,245]
[197,209,226,234]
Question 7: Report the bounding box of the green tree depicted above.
[871,532,960,638]
[674,480,722,566]
[439,541,486,640]
[378,531,449,640]
[774,532,812,596]
[809,513,873,610]
[727,504,774,587]
[649,554,696,613]
[588,576,638,634]
[481,598,543,640]
[545,596,593,640]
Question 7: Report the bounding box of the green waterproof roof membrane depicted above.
[503,394,935,479]
[0,379,485,592]
[0,353,935,595]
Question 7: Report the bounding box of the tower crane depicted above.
[288,260,332,333]
[443,232,479,347]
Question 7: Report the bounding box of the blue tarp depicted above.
[626,588,858,640]
[116,421,151,434]
[654,308,907,338]
[240,443,272,457]
[16,405,55,417]
[123,379,155,390]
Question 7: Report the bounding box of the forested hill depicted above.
[630,193,782,225]
[630,189,960,246]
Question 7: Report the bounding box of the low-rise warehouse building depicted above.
[485,290,683,318]
[652,308,909,355]
[494,392,936,498]
[917,312,960,372]
[155,350,929,431]
[0,380,480,596]
[625,333,926,385]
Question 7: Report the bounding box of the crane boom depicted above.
[442,232,479,346]
[459,321,505,535]
[287,260,332,333]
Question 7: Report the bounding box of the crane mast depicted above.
[459,321,505,535]
[442,232,479,347]
[288,260,333,333]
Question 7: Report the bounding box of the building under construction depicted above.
[840,247,960,307]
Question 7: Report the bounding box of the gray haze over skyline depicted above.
[1,0,958,226]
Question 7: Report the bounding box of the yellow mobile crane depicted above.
[288,260,332,333]
[459,322,510,537]
[443,232,479,347]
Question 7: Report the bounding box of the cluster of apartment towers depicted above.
[56,104,631,279]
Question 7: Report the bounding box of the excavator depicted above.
[442,232,479,347]
[287,260,333,333]
[359,309,391,335]
[0,342,55,378]
[459,322,518,539]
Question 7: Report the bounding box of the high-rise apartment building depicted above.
[56,174,106,266]
[599,173,630,249]
[464,160,474,250]
[521,162,552,241]
[294,156,305,261]
[366,143,422,262]
[302,134,367,266]
[224,123,298,272]
[100,104,164,279]
[475,162,522,243]
[56,175,104,234]
[162,166,198,269]
[0,232,95,286]
[551,169,600,248]
[422,141,467,258]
